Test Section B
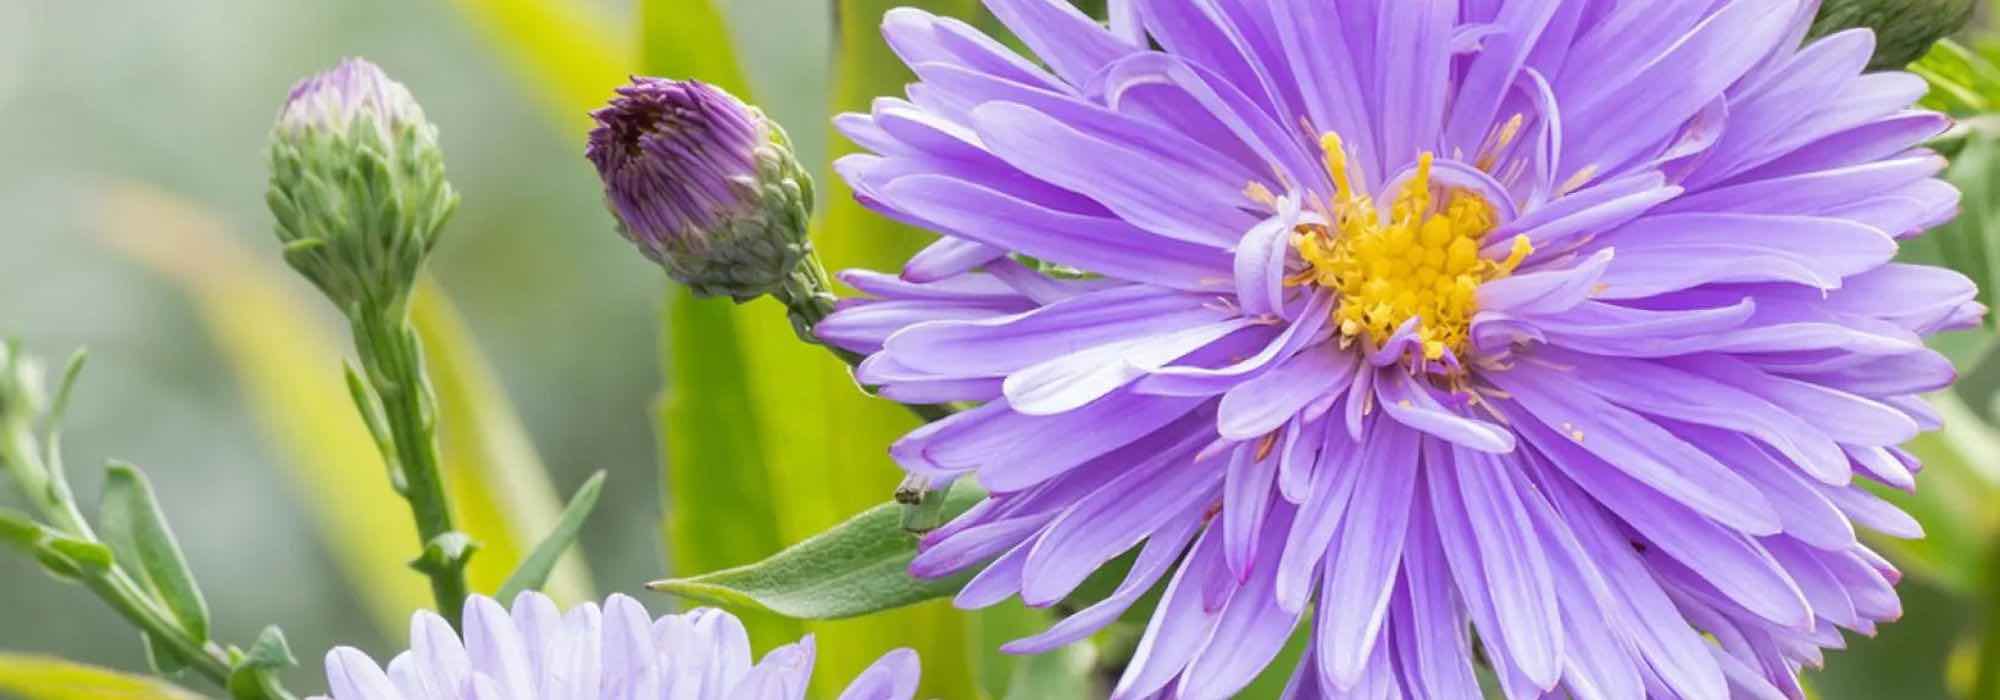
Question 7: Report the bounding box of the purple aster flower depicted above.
[587,78,815,301]
[313,593,921,699]
[818,1,1982,698]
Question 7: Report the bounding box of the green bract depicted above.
[265,58,458,313]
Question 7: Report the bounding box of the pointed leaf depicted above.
[99,462,211,643]
[498,471,606,601]
[649,483,986,619]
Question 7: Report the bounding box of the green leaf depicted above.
[498,470,606,602]
[1911,39,2000,115]
[139,633,189,677]
[649,483,986,619]
[99,462,211,643]
[226,626,297,700]
[43,534,113,575]
[0,653,206,700]
[0,507,38,548]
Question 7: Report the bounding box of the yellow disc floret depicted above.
[1291,133,1532,363]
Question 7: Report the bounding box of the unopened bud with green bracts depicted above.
[586,77,815,302]
[265,58,458,313]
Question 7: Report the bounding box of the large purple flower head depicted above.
[587,78,815,301]
[819,1,1983,698]
[313,593,921,699]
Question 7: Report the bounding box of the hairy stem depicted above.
[352,302,470,629]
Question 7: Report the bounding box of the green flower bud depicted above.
[585,78,815,302]
[1813,0,1976,69]
[265,58,458,313]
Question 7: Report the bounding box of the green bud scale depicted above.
[265,58,458,313]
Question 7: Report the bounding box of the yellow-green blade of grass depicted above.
[0,653,206,700]
[443,0,633,133]
[92,182,586,627]
[741,3,986,698]
[634,0,809,659]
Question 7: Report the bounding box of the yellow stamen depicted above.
[1289,133,1535,363]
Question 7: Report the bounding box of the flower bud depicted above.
[586,78,814,301]
[265,58,458,312]
[1813,0,1975,69]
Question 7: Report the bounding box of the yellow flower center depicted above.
[1288,133,1532,363]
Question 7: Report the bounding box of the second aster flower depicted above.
[818,1,1984,698]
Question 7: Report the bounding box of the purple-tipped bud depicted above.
[275,58,426,143]
[587,78,814,301]
[266,58,457,312]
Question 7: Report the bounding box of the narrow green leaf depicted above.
[140,632,190,676]
[99,461,211,643]
[1909,40,2000,114]
[0,653,206,700]
[226,626,298,700]
[42,349,87,446]
[498,470,606,602]
[649,483,986,619]
[0,507,38,548]
[43,535,113,575]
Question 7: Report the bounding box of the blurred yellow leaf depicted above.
[0,654,204,700]
[92,181,590,631]
[443,0,633,132]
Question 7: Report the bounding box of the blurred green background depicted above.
[1,0,1999,698]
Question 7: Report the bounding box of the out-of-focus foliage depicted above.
[0,653,204,700]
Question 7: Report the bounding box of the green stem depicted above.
[83,570,233,686]
[352,303,470,629]
[774,253,955,424]
[0,411,285,697]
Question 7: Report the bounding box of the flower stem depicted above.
[351,302,471,629]
[774,253,956,424]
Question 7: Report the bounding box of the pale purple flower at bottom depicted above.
[315,593,920,700]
